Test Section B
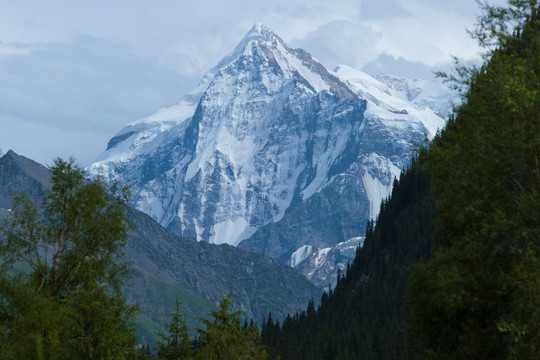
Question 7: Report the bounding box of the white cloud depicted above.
[292,20,381,70]
[360,0,413,20]
[0,36,191,132]
[0,114,106,167]
[362,53,441,79]
[0,0,503,164]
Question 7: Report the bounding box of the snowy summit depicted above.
[88,24,449,269]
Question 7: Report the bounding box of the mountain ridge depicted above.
[89,24,368,247]
[88,24,449,287]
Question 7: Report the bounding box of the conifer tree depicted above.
[196,293,267,360]
[157,300,192,359]
[408,2,540,359]
[261,155,434,359]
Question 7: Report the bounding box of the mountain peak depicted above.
[224,23,284,63]
[91,24,450,253]
[189,23,285,98]
[246,23,275,38]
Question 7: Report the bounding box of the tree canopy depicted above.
[0,158,136,359]
[408,2,540,359]
[156,300,192,360]
[196,293,267,360]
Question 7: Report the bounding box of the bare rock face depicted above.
[0,150,51,210]
[89,25,448,287]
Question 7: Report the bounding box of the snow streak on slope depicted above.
[89,24,364,246]
[237,65,449,286]
[95,98,198,168]
[361,154,401,220]
[289,245,314,268]
[290,236,364,288]
[89,25,450,278]
[334,65,446,139]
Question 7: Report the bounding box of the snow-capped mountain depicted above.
[90,24,363,244]
[371,72,454,118]
[89,24,448,286]
[237,62,446,284]
[290,236,364,288]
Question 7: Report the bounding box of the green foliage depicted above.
[196,293,267,360]
[472,0,539,52]
[157,300,192,360]
[127,265,217,348]
[135,345,155,360]
[438,1,540,98]
[0,158,137,359]
[262,157,435,359]
[408,4,540,359]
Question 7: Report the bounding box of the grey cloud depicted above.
[291,20,381,70]
[362,53,436,78]
[0,36,194,135]
[360,0,413,20]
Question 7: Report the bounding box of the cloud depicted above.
[0,0,504,165]
[292,20,381,70]
[0,36,197,165]
[360,0,413,20]
[0,36,193,132]
[362,53,439,78]
[0,114,106,167]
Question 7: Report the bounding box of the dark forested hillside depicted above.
[262,156,434,359]
[0,150,51,212]
[263,3,540,359]
[408,4,540,359]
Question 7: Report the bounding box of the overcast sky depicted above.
[0,0,505,166]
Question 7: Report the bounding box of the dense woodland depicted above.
[408,1,540,358]
[0,160,268,359]
[261,1,540,359]
[1,1,540,359]
[261,153,434,360]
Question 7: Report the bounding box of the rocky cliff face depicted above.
[238,64,446,282]
[89,25,448,287]
[89,24,368,248]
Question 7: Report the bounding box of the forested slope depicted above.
[408,3,540,359]
[262,156,434,359]
[263,2,540,359]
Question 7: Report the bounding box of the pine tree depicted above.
[157,300,192,360]
[261,155,434,359]
[135,345,155,359]
[196,293,267,360]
